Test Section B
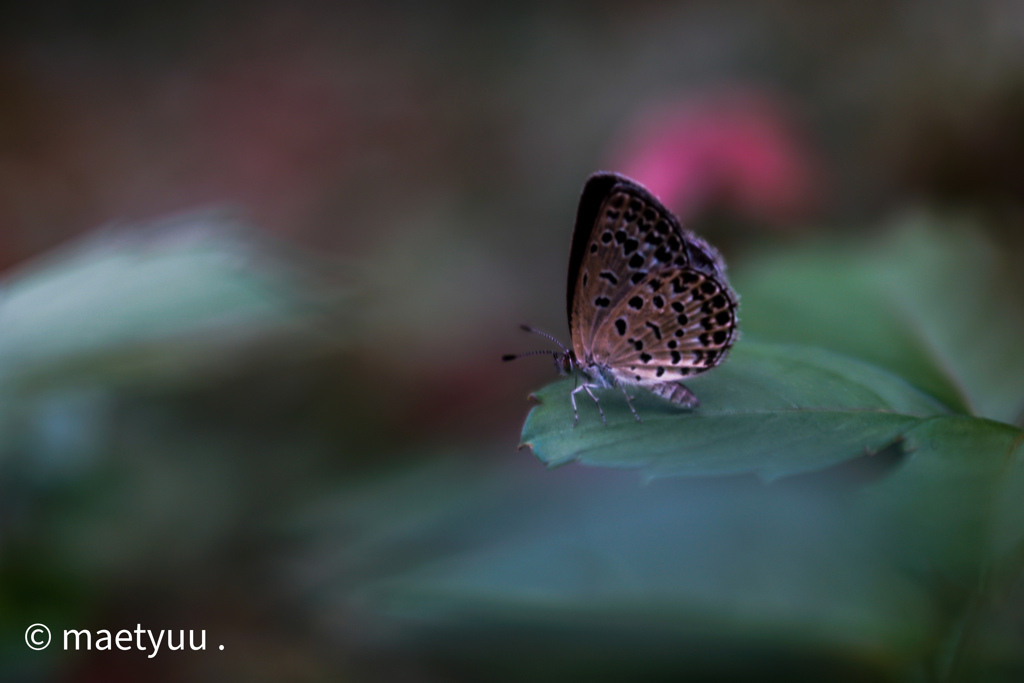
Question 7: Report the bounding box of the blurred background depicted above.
[2,1,1024,681]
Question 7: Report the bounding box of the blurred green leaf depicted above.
[0,211,355,481]
[295,431,1024,680]
[522,342,949,480]
[857,416,1024,586]
[736,216,1024,425]
[0,210,350,389]
[296,459,940,680]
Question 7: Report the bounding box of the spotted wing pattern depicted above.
[568,173,738,406]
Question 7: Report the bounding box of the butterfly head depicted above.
[503,325,584,377]
[555,349,578,376]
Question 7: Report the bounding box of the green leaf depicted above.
[522,341,948,480]
[0,211,353,465]
[735,217,1024,425]
[857,415,1024,585]
[509,220,1024,676]
[294,431,1024,679]
[0,210,350,388]
[299,459,940,679]
[520,219,1024,481]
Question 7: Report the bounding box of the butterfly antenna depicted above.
[501,349,561,362]
[518,324,571,354]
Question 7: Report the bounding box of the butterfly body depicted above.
[508,172,738,425]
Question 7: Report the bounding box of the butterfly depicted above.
[504,172,739,426]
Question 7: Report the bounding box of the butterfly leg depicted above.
[620,384,643,423]
[569,384,583,427]
[582,384,606,425]
[570,384,605,426]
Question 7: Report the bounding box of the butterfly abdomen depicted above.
[647,381,700,408]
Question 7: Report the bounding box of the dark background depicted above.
[2,2,1024,681]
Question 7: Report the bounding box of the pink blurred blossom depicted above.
[610,90,821,227]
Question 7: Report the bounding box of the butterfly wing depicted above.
[567,172,738,405]
[598,266,738,380]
